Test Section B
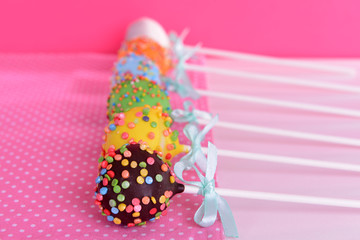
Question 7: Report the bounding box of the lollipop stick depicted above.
[185,45,357,77]
[183,145,360,172]
[185,64,360,94]
[196,119,360,147]
[184,185,360,209]
[197,89,360,118]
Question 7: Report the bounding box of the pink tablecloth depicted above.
[0,54,223,240]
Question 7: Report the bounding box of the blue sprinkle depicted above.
[145,176,153,185]
[142,116,149,122]
[95,176,101,184]
[100,169,107,175]
[100,187,108,195]
[135,96,140,102]
[149,218,156,222]
[111,207,119,214]
[109,124,116,131]
[124,94,128,98]
[94,192,98,197]
[112,102,116,106]
[107,215,114,221]
[166,107,170,110]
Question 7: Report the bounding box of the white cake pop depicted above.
[125,17,170,48]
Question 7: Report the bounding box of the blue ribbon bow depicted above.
[180,114,218,171]
[171,101,213,124]
[174,141,239,238]
[162,31,201,99]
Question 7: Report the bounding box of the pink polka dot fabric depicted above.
[0,54,224,239]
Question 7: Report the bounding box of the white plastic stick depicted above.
[196,119,360,147]
[185,64,360,93]
[197,89,360,118]
[185,45,357,77]
[183,145,360,172]
[206,147,360,172]
[184,185,360,209]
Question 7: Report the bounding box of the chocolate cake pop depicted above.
[95,141,184,226]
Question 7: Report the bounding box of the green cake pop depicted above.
[107,78,172,120]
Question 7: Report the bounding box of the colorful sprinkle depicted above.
[146,157,155,165]
[121,159,129,166]
[121,170,129,179]
[134,204,142,213]
[111,207,119,214]
[113,218,121,225]
[145,176,153,184]
[106,156,114,163]
[139,161,147,168]
[114,154,122,161]
[150,121,157,128]
[159,195,166,204]
[126,205,134,213]
[149,208,157,215]
[111,179,118,186]
[161,164,168,172]
[124,150,132,158]
[155,174,163,182]
[118,203,126,212]
[140,169,148,177]
[130,161,137,168]
[109,124,116,131]
[169,176,175,183]
[132,198,140,205]
[113,185,121,193]
[142,196,150,205]
[117,194,125,202]
[107,170,115,178]
[147,132,155,139]
[142,107,150,115]
[99,187,108,195]
[136,176,144,184]
[121,181,130,189]
[121,132,129,139]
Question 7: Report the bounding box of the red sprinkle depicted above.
[96,193,103,201]
[107,171,115,178]
[126,205,134,213]
[121,132,129,139]
[103,209,111,216]
[102,178,108,186]
[101,160,108,168]
[165,153,172,160]
[149,208,157,215]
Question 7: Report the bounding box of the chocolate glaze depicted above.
[95,142,184,226]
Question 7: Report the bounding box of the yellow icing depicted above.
[102,105,184,163]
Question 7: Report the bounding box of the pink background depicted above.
[1,0,360,57]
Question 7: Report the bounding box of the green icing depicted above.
[107,79,171,120]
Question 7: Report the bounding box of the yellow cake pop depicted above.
[102,105,184,164]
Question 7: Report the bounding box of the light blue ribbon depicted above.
[171,101,213,124]
[174,141,239,238]
[163,31,201,99]
[179,114,218,171]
